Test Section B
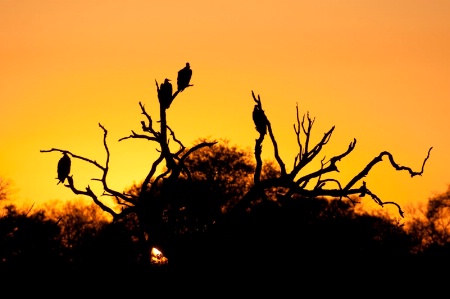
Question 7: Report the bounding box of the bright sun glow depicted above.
[151,247,168,265]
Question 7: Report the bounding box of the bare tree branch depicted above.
[118,131,159,142]
[266,120,287,177]
[344,147,433,191]
[296,138,356,186]
[65,176,123,220]
[41,124,137,209]
[40,148,106,171]
[251,91,286,183]
[251,91,266,184]
[138,101,159,136]
[244,91,433,218]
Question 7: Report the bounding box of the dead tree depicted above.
[232,91,433,218]
[41,66,432,268]
[41,63,215,266]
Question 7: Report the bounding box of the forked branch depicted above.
[40,123,138,218]
[246,91,433,218]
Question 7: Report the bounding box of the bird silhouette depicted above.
[57,152,71,185]
[252,105,267,135]
[158,78,173,109]
[177,62,192,92]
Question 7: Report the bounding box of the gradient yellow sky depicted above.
[1,0,449,216]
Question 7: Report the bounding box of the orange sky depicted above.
[1,0,449,217]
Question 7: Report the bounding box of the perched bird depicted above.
[177,62,192,92]
[158,78,173,109]
[252,105,267,135]
[57,152,71,185]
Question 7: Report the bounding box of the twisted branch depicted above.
[243,91,433,218]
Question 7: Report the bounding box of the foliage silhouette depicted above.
[41,199,110,265]
[405,185,450,255]
[168,195,419,275]
[0,177,12,202]
[0,204,63,273]
[40,64,433,272]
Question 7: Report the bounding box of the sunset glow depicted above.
[1,0,449,217]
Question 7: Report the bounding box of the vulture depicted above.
[158,78,173,109]
[177,62,192,92]
[252,105,267,135]
[57,152,71,185]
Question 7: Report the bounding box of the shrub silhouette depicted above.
[40,64,433,272]
[405,185,450,259]
[0,204,63,273]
